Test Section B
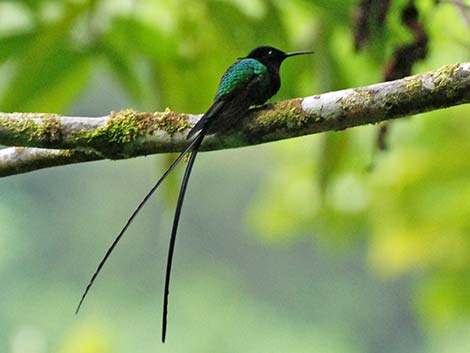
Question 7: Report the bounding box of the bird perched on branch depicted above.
[75,46,312,342]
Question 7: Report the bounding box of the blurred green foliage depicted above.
[1,0,470,352]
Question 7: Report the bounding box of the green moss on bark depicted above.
[0,113,62,147]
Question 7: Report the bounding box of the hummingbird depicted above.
[75,46,312,342]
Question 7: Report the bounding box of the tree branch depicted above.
[1,63,470,177]
[0,147,101,177]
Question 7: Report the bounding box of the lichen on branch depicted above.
[1,62,470,177]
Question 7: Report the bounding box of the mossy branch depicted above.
[1,62,470,177]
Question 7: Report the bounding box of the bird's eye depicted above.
[268,50,273,55]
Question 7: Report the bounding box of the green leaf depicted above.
[0,32,35,64]
[107,17,177,63]
[26,50,92,112]
[97,16,178,108]
[0,2,91,112]
[98,42,145,106]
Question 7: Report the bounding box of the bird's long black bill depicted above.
[285,50,313,57]
[162,132,205,343]
[75,135,203,315]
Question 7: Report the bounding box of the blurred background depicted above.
[1,0,470,352]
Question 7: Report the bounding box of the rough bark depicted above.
[1,63,469,177]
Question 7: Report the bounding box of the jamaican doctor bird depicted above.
[75,46,312,342]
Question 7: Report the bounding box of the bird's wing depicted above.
[186,99,224,140]
[186,59,268,139]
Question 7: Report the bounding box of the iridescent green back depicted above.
[215,58,270,103]
[187,58,273,138]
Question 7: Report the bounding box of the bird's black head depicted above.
[246,46,312,68]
